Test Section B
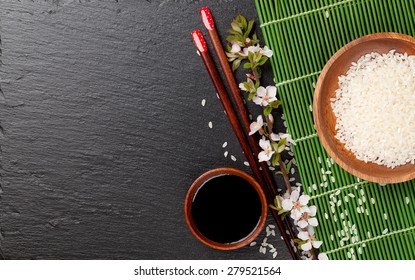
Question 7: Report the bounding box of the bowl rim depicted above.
[184,167,268,250]
[313,32,415,184]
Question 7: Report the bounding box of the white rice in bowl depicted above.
[331,50,415,168]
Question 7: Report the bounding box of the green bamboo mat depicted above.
[255,0,415,260]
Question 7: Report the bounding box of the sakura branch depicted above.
[226,15,327,260]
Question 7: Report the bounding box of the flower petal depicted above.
[308,217,319,227]
[258,151,272,162]
[256,86,266,97]
[260,138,272,151]
[299,194,310,206]
[308,225,315,236]
[301,242,312,251]
[290,190,299,202]
[252,96,262,106]
[300,206,310,214]
[261,46,273,57]
[231,43,241,53]
[312,240,323,249]
[290,209,302,221]
[239,82,246,91]
[270,133,279,141]
[318,253,329,260]
[256,115,263,125]
[266,86,277,98]
[297,231,309,241]
[249,122,260,135]
[281,199,293,211]
[297,219,308,229]
[309,205,317,216]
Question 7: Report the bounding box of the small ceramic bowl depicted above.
[313,32,415,184]
[184,168,268,250]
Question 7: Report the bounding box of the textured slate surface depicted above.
[0,0,290,259]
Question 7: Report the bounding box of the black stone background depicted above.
[0,0,291,259]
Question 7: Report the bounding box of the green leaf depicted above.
[248,92,256,101]
[271,153,279,166]
[257,56,269,66]
[226,35,236,44]
[273,197,281,208]
[271,141,279,152]
[269,204,278,211]
[279,137,287,147]
[237,15,247,30]
[256,67,262,79]
[275,171,283,175]
[231,22,242,34]
[251,33,259,44]
[280,211,289,220]
[248,51,254,63]
[227,29,242,36]
[244,20,254,37]
[243,62,252,69]
[285,159,294,173]
[263,106,273,116]
[232,59,241,71]
[271,100,282,108]
[277,138,287,153]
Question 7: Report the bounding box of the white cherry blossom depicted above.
[253,86,277,106]
[249,115,263,135]
[239,77,255,92]
[281,190,311,221]
[230,43,241,54]
[298,226,323,251]
[258,137,274,162]
[270,132,296,146]
[297,205,318,229]
[242,45,261,56]
[318,253,329,260]
[261,45,273,57]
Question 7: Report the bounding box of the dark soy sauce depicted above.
[191,174,262,244]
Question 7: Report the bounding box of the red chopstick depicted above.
[191,30,297,259]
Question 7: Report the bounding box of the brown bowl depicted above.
[313,32,415,184]
[184,168,268,250]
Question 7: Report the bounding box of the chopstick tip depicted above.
[191,30,207,53]
[200,7,214,31]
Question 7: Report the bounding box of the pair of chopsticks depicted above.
[192,7,297,259]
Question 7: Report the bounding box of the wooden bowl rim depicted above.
[184,167,268,250]
[313,32,415,184]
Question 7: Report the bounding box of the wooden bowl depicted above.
[184,168,267,250]
[313,32,415,184]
